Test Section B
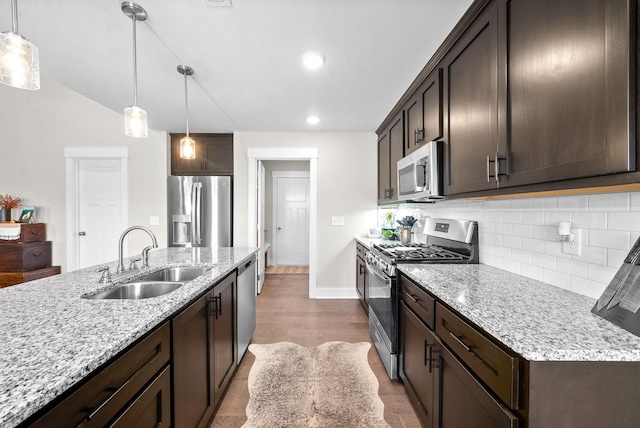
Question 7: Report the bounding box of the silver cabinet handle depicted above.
[78,231,86,236]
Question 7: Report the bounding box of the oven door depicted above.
[366,260,398,353]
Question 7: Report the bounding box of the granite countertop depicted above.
[0,247,257,428]
[398,263,640,362]
[355,237,384,249]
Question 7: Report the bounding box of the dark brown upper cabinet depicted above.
[404,68,443,156]
[500,0,635,188]
[378,111,405,202]
[442,0,501,195]
[171,133,234,176]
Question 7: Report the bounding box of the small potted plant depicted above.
[0,194,22,222]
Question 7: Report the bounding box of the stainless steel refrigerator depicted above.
[167,176,232,247]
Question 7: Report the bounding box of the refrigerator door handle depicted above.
[192,182,203,246]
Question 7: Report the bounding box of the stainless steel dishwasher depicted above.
[236,254,257,361]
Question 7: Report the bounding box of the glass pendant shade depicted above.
[124,105,148,138]
[180,136,196,159]
[0,31,40,90]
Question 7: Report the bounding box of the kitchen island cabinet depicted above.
[398,264,640,427]
[0,247,257,428]
[173,271,236,428]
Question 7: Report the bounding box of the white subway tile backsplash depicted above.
[413,190,640,300]
[543,269,571,290]
[556,258,588,279]
[570,277,605,300]
[558,195,589,211]
[502,235,522,249]
[532,253,556,270]
[589,229,631,250]
[521,238,544,253]
[572,212,607,229]
[588,192,629,211]
[608,212,640,231]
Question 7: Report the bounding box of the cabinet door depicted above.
[388,112,404,200]
[443,0,501,195]
[173,291,215,428]
[399,302,436,428]
[356,255,368,314]
[212,272,236,406]
[109,366,172,428]
[404,92,422,155]
[422,68,443,144]
[502,0,634,187]
[434,335,518,428]
[377,130,391,201]
[203,134,234,175]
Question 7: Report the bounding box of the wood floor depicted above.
[210,274,421,428]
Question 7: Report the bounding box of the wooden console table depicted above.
[0,223,61,288]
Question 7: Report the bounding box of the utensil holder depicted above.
[400,226,412,244]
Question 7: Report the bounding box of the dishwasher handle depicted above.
[238,255,256,276]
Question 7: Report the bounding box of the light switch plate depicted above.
[331,216,345,226]
[150,216,160,226]
[562,228,582,256]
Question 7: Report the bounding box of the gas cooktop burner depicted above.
[373,242,466,263]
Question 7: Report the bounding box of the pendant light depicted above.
[122,1,148,138]
[0,0,40,90]
[177,65,196,159]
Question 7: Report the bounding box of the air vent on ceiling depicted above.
[206,0,233,6]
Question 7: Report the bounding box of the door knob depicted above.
[78,231,86,236]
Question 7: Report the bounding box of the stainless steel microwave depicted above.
[396,141,444,202]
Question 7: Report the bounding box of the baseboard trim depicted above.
[310,287,359,299]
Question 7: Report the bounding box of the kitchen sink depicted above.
[85,281,183,300]
[137,267,210,282]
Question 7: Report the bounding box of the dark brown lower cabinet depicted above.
[25,323,171,428]
[400,301,518,428]
[173,271,237,428]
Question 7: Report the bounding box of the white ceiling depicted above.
[2,0,473,133]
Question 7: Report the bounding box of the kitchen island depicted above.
[398,263,640,427]
[0,246,257,428]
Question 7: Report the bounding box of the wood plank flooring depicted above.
[210,274,422,428]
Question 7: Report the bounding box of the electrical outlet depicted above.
[331,216,345,226]
[149,216,160,226]
[562,228,582,256]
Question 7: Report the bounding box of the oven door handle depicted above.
[366,261,391,286]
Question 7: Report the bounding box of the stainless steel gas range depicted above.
[366,218,479,379]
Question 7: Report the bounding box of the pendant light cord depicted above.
[132,14,138,106]
[184,71,190,138]
[10,0,18,33]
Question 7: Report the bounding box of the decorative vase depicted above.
[0,208,10,222]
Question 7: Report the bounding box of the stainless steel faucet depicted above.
[117,226,158,274]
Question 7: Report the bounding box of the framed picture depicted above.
[18,207,35,223]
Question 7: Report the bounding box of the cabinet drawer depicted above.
[29,322,171,428]
[401,276,435,329]
[435,303,519,410]
[0,241,51,271]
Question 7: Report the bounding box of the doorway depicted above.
[246,148,318,298]
[65,147,128,271]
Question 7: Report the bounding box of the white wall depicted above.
[392,192,640,300]
[0,77,168,272]
[233,132,378,294]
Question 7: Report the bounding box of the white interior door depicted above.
[257,161,266,293]
[77,159,125,268]
[273,172,310,266]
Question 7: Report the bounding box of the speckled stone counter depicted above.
[0,247,257,428]
[354,237,384,249]
[398,263,640,362]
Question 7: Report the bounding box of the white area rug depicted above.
[243,341,390,428]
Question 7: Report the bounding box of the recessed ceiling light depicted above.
[301,52,325,70]
[307,115,321,125]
